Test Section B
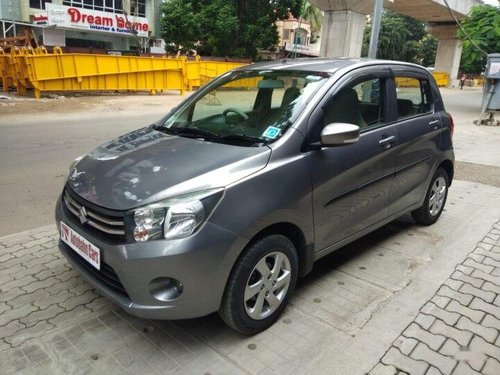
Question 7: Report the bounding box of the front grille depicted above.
[63,242,130,298]
[63,190,125,237]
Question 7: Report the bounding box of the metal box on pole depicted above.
[479,53,500,125]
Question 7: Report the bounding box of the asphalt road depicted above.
[0,88,498,236]
[0,102,169,236]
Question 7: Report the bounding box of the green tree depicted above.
[458,5,500,73]
[160,0,303,59]
[417,34,438,67]
[161,0,199,53]
[362,11,437,66]
[194,0,239,56]
[302,1,323,42]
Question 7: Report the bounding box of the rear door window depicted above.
[394,77,433,120]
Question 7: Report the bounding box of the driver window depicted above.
[322,78,384,130]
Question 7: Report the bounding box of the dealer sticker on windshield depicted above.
[60,222,100,270]
[262,126,281,139]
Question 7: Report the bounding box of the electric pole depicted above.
[368,0,384,59]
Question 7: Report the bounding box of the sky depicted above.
[482,0,499,5]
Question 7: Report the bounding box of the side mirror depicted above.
[321,123,360,146]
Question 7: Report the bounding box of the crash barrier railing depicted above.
[0,48,248,98]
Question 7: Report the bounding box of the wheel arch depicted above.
[236,222,314,279]
[438,159,454,186]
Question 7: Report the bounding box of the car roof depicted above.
[234,58,425,74]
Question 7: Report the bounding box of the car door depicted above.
[386,68,443,215]
[306,69,398,252]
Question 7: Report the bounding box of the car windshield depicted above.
[157,70,330,146]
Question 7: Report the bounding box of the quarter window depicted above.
[394,77,433,120]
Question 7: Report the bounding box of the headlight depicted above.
[67,155,84,178]
[128,188,224,242]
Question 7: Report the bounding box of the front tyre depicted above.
[219,234,298,334]
[412,167,449,225]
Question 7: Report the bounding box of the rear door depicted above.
[386,68,443,215]
[306,68,398,251]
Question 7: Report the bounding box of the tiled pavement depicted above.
[370,223,500,375]
[0,180,499,374]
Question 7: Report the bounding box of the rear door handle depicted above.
[429,120,440,129]
[379,135,396,148]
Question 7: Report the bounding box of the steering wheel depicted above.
[223,107,249,121]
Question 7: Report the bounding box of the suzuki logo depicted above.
[78,206,88,224]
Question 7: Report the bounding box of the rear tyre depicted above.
[219,234,298,335]
[412,167,449,225]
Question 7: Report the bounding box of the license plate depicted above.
[60,222,100,270]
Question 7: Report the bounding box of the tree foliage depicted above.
[417,34,438,68]
[161,0,303,59]
[362,10,436,66]
[458,5,500,73]
[302,1,323,41]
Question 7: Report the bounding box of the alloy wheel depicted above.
[244,251,292,320]
[429,176,447,216]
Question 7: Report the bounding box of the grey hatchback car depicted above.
[56,58,454,334]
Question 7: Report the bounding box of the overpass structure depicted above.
[309,0,483,84]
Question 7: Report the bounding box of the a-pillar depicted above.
[319,10,366,58]
[426,24,463,87]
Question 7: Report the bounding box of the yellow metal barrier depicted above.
[23,53,188,98]
[1,46,49,93]
[187,59,247,89]
[395,73,450,88]
[13,47,37,96]
[0,47,8,90]
[395,77,419,88]
[0,48,20,92]
[2,48,249,98]
[432,72,449,87]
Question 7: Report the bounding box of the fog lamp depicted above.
[133,225,150,242]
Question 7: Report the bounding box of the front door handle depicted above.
[379,135,396,148]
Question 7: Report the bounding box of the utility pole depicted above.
[368,0,384,59]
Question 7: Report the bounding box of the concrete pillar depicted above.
[426,24,463,86]
[320,10,366,58]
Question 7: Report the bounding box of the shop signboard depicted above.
[45,3,150,37]
[33,13,49,25]
[284,42,320,57]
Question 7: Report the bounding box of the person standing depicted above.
[460,73,467,90]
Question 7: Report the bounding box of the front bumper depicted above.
[55,195,240,320]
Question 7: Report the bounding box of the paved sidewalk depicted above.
[0,180,499,374]
[371,222,500,375]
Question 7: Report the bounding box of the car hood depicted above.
[67,127,271,210]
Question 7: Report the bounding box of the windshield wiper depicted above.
[219,134,269,144]
[153,126,218,140]
[153,126,268,145]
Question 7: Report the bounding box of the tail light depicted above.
[448,113,454,137]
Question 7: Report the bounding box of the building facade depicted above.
[0,0,165,53]
[260,16,320,60]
